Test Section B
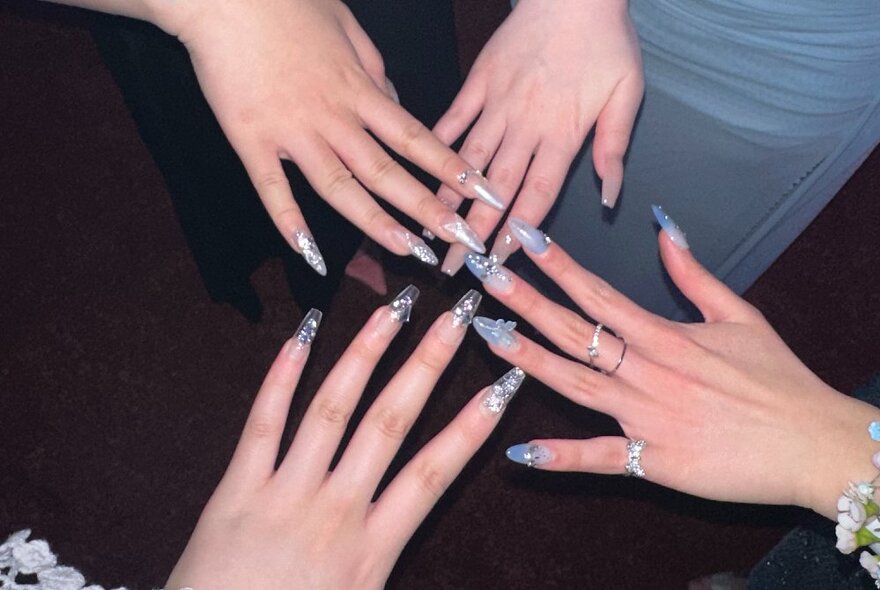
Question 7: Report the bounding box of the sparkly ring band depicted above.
[606,338,628,376]
[587,323,604,369]
[625,439,647,478]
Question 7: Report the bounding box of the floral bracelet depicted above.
[835,421,880,586]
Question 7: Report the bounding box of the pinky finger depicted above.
[592,73,644,209]
[505,436,633,476]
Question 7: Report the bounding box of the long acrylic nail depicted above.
[440,212,486,254]
[293,230,327,276]
[489,231,517,266]
[481,367,525,414]
[601,158,624,209]
[507,217,551,255]
[457,168,505,210]
[651,205,689,249]
[464,253,513,293]
[388,284,420,323]
[506,443,553,467]
[441,247,468,277]
[392,229,439,266]
[473,316,518,349]
[450,289,482,328]
[288,308,322,359]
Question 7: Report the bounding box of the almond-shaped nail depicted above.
[651,205,689,249]
[464,252,513,293]
[481,367,525,414]
[389,284,420,323]
[457,168,505,210]
[506,443,553,467]
[440,212,486,253]
[507,217,551,255]
[293,230,327,276]
[392,229,439,266]
[288,308,322,359]
[451,289,482,328]
[473,316,518,349]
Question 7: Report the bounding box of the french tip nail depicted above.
[482,366,526,414]
[651,204,690,250]
[293,308,323,348]
[506,443,552,467]
[451,289,482,327]
[389,284,420,323]
[472,315,517,349]
[294,231,327,276]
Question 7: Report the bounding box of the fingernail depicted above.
[464,252,513,293]
[451,289,482,328]
[293,230,327,276]
[288,308,322,359]
[440,212,486,254]
[421,227,436,240]
[392,229,439,266]
[651,205,690,249]
[388,284,420,323]
[441,247,468,276]
[506,443,553,467]
[481,367,525,414]
[473,316,518,349]
[385,77,399,104]
[457,168,506,210]
[601,158,624,209]
[507,217,551,255]
[489,230,517,265]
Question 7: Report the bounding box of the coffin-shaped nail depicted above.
[482,367,526,414]
[440,213,486,253]
[464,252,513,293]
[489,231,517,266]
[457,169,505,210]
[451,289,482,328]
[507,217,551,255]
[651,205,689,250]
[389,284,420,323]
[293,230,327,276]
[473,316,518,349]
[506,443,553,467]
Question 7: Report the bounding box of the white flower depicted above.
[13,539,58,573]
[837,524,859,554]
[0,529,31,569]
[838,495,868,532]
[37,565,86,590]
[861,551,880,578]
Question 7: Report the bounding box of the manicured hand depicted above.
[434,0,644,275]
[165,287,525,589]
[462,210,880,520]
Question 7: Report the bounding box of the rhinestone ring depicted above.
[625,439,647,478]
[587,323,604,369]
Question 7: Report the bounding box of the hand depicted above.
[165,288,524,589]
[462,212,880,520]
[433,0,644,275]
[153,0,500,275]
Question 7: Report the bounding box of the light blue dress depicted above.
[518,0,880,319]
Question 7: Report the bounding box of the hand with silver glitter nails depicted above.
[433,0,644,275]
[166,287,527,589]
[49,0,505,275]
[469,212,880,525]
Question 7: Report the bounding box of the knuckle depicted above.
[372,407,412,441]
[315,398,351,429]
[256,171,290,195]
[489,166,517,191]
[245,419,280,441]
[524,174,557,205]
[366,155,399,183]
[324,166,355,197]
[397,121,427,155]
[463,140,492,165]
[411,459,451,499]
[571,366,601,404]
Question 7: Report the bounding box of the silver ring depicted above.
[587,323,603,369]
[625,439,646,478]
[606,337,627,376]
[457,168,483,185]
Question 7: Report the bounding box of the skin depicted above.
[165,304,514,589]
[434,0,644,274]
[475,222,880,519]
[43,0,494,263]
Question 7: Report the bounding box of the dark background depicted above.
[2,1,879,588]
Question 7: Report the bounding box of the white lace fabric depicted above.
[0,530,133,590]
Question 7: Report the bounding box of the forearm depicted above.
[38,0,189,35]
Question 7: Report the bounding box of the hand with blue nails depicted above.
[434,0,644,275]
[166,288,525,589]
[465,212,880,522]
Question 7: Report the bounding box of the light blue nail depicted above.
[507,217,551,255]
[473,316,517,349]
[506,443,553,467]
[651,204,690,250]
[464,252,513,292]
[869,421,880,442]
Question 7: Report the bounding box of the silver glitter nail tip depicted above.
[294,308,323,348]
[294,231,328,276]
[482,367,525,414]
[451,289,482,328]
[389,284,420,323]
[401,232,439,266]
